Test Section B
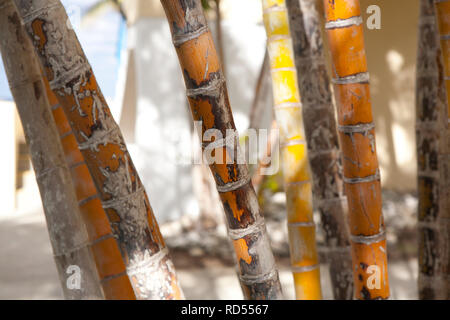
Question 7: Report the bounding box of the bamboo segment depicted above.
[261,0,322,300]
[0,0,103,299]
[13,0,183,300]
[43,79,136,300]
[323,0,390,299]
[160,0,283,300]
[433,0,450,299]
[285,0,353,299]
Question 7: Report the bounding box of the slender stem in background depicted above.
[261,0,322,300]
[160,0,283,300]
[285,0,353,300]
[13,0,183,300]
[0,0,103,299]
[323,0,390,299]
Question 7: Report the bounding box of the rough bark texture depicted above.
[0,0,103,299]
[416,0,448,300]
[433,0,450,299]
[161,0,283,300]
[323,0,390,300]
[285,0,353,300]
[13,0,183,300]
[42,77,136,299]
[262,0,322,300]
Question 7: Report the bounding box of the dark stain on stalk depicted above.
[8,12,25,45]
[360,286,371,299]
[33,81,41,100]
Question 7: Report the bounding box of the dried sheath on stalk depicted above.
[160,0,283,300]
[13,0,183,300]
[323,0,390,299]
[285,0,353,299]
[261,0,322,299]
[0,0,103,299]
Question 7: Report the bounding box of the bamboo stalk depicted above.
[416,0,448,300]
[433,0,450,299]
[160,0,283,300]
[42,77,136,299]
[0,0,103,299]
[261,0,322,300]
[323,0,389,300]
[285,0,353,300]
[13,0,183,300]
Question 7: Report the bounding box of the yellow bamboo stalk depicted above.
[261,0,322,300]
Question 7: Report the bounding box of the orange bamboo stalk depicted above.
[0,0,103,299]
[13,0,183,300]
[323,0,389,299]
[160,0,283,300]
[433,0,450,298]
[42,78,136,300]
[261,0,322,300]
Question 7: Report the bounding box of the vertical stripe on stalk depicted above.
[323,0,390,300]
[262,0,322,300]
[160,0,283,300]
[285,0,353,299]
[13,0,183,300]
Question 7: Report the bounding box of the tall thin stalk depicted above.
[285,0,353,300]
[13,0,183,300]
[0,0,103,299]
[261,0,322,300]
[416,0,448,300]
[42,77,136,299]
[323,0,390,299]
[160,0,283,300]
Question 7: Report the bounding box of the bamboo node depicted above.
[172,25,209,47]
[186,76,224,98]
[325,16,363,30]
[332,72,370,85]
[338,122,375,133]
[291,264,320,273]
[239,268,278,285]
[343,172,380,184]
[216,174,251,193]
[350,230,386,245]
[228,217,266,240]
[126,247,169,275]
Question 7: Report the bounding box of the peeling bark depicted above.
[161,0,283,300]
[262,0,322,299]
[286,0,353,300]
[323,0,389,300]
[0,0,103,299]
[13,0,183,300]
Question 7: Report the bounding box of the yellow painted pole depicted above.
[261,0,322,300]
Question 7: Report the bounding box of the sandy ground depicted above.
[0,173,418,299]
